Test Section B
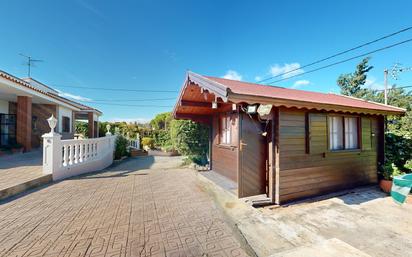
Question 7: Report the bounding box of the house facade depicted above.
[0,70,101,152]
[173,71,405,204]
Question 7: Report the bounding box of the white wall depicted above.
[0,100,8,114]
[58,106,73,133]
[42,135,116,181]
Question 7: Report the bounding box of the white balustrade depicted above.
[128,139,140,150]
[42,116,116,181]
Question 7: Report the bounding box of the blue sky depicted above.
[1,0,412,122]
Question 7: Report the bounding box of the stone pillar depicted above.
[88,112,94,138]
[42,132,61,176]
[42,115,61,177]
[16,96,32,151]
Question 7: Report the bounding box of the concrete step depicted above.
[0,174,52,201]
[130,149,148,157]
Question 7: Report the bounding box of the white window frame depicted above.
[219,114,232,145]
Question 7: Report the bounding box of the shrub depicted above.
[404,160,412,172]
[114,135,129,160]
[380,162,404,180]
[385,132,412,171]
[142,137,154,149]
[75,121,88,138]
[152,130,171,148]
[170,119,209,165]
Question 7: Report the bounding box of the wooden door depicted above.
[238,113,267,197]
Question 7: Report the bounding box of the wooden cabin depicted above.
[173,71,405,204]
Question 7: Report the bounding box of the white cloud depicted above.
[222,70,242,81]
[292,79,310,89]
[56,90,92,102]
[254,76,262,81]
[269,63,304,79]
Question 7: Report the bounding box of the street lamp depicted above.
[47,114,57,134]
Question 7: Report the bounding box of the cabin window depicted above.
[345,117,359,149]
[219,114,232,145]
[62,116,71,133]
[329,116,359,150]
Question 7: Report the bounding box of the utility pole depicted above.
[384,69,388,105]
[19,53,43,78]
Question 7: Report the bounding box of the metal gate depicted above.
[0,114,17,146]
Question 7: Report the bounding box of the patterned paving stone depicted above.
[0,156,251,257]
[0,150,43,191]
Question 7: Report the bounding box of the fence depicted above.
[128,138,140,150]
[42,116,116,181]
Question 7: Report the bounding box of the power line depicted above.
[88,102,173,107]
[257,26,412,83]
[78,97,176,102]
[52,84,179,93]
[266,38,412,85]
[376,85,412,91]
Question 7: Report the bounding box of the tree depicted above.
[337,58,412,171]
[150,112,172,130]
[337,57,373,98]
[75,121,88,137]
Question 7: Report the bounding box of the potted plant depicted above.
[379,163,403,193]
[11,143,24,154]
[404,160,412,172]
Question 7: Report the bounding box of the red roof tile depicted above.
[204,76,405,114]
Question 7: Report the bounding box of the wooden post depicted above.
[273,107,280,204]
[268,111,275,203]
[378,115,385,166]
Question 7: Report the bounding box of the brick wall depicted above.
[32,104,57,148]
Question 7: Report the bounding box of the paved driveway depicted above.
[0,150,43,192]
[0,156,252,257]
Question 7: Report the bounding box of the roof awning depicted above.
[173,71,405,118]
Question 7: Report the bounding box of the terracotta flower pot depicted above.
[379,179,392,193]
[406,195,412,204]
[12,148,23,154]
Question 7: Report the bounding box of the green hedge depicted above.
[114,135,129,160]
[170,119,209,165]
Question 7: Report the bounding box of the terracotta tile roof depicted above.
[0,70,101,114]
[204,76,405,114]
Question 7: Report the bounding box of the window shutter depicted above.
[308,113,327,154]
[361,117,372,151]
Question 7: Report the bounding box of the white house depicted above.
[0,70,101,152]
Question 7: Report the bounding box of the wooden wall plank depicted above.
[278,108,381,204]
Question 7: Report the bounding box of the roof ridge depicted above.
[201,73,404,114]
[191,72,229,90]
[205,75,286,89]
[0,69,101,113]
[330,93,407,111]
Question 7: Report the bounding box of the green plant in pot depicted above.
[404,160,412,172]
[379,163,403,193]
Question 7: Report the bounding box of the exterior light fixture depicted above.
[106,124,112,136]
[47,114,57,133]
[246,105,258,114]
[212,101,218,109]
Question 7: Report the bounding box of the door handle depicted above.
[240,141,247,151]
